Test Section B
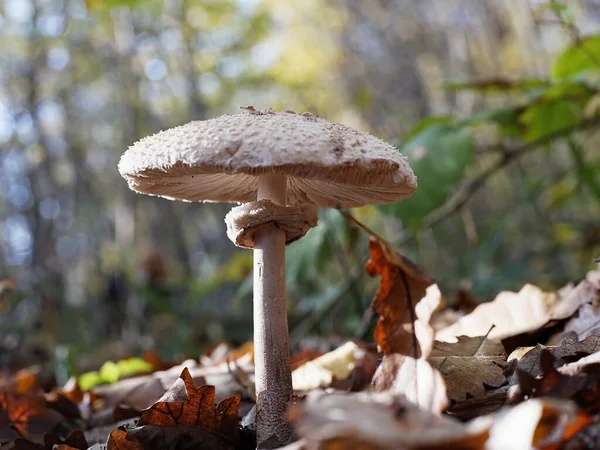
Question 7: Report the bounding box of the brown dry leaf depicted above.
[551,270,600,320]
[508,345,600,413]
[0,392,62,443]
[107,429,142,450]
[12,429,89,450]
[549,304,600,345]
[366,237,434,357]
[430,336,505,357]
[372,285,448,413]
[290,349,326,370]
[486,399,592,450]
[508,336,600,380]
[428,356,508,403]
[560,421,600,450]
[126,367,240,450]
[437,284,558,343]
[15,368,40,395]
[44,391,80,420]
[289,391,490,450]
[445,392,508,422]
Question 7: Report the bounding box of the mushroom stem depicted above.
[253,174,294,447]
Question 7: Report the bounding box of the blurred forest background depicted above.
[1,0,600,376]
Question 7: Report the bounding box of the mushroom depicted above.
[118,107,417,447]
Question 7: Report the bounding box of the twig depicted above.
[417,116,600,233]
[472,325,496,356]
[336,208,387,242]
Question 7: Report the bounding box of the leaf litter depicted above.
[4,213,600,449]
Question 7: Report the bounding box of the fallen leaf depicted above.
[289,391,490,450]
[44,391,80,420]
[0,392,62,443]
[290,349,326,370]
[372,355,448,413]
[291,341,359,391]
[437,272,600,350]
[366,237,434,357]
[487,399,592,450]
[107,429,142,450]
[371,285,448,412]
[445,391,508,421]
[428,356,508,403]
[12,429,89,450]
[437,284,558,343]
[551,271,600,320]
[15,368,40,395]
[558,351,600,376]
[508,336,600,380]
[430,336,505,357]
[549,304,600,345]
[560,421,600,450]
[126,367,240,450]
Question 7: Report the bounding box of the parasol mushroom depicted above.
[118,107,417,448]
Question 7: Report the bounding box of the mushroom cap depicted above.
[118,108,416,208]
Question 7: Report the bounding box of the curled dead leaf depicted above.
[366,238,434,357]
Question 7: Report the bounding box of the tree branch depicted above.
[419,116,600,231]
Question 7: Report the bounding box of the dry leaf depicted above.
[560,421,600,449]
[372,355,448,413]
[289,391,490,450]
[549,303,600,345]
[509,336,600,380]
[437,284,558,343]
[366,238,434,357]
[487,399,592,450]
[107,429,142,450]
[559,351,600,376]
[430,336,505,357]
[126,367,240,450]
[292,341,359,391]
[371,283,447,413]
[428,356,508,403]
[11,429,89,450]
[290,349,326,370]
[0,392,62,443]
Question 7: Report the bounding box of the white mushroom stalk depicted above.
[253,174,293,444]
[117,107,418,449]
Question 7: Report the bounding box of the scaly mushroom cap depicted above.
[118,108,417,208]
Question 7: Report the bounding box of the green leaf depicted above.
[446,78,550,93]
[468,107,524,137]
[378,120,474,229]
[78,357,153,391]
[86,0,145,9]
[540,2,568,14]
[520,97,586,143]
[567,137,600,203]
[552,35,600,80]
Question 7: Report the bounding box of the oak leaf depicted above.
[428,356,508,403]
[107,429,142,450]
[125,367,240,450]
